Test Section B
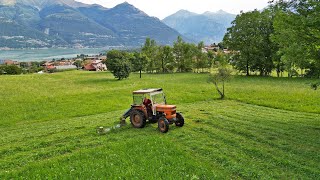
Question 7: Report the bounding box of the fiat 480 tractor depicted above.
[121,88,184,133]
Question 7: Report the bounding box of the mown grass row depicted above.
[1,100,319,179]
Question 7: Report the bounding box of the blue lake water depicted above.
[0,48,110,61]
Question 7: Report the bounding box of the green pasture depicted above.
[0,71,319,179]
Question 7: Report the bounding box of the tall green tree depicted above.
[142,38,158,73]
[193,41,209,73]
[223,10,277,76]
[173,36,195,72]
[74,60,82,69]
[271,0,320,77]
[131,52,148,78]
[157,45,175,73]
[106,50,131,80]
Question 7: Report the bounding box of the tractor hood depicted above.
[156,104,176,112]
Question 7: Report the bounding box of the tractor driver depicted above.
[143,97,152,116]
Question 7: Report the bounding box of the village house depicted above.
[83,63,96,71]
[202,44,233,55]
[83,60,107,71]
[55,65,77,70]
[0,59,19,65]
[203,44,220,53]
[55,60,74,66]
[43,61,77,71]
[43,62,55,71]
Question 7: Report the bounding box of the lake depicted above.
[0,48,113,61]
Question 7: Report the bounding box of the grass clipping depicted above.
[96,118,127,135]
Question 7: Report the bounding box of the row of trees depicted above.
[140,37,223,73]
[0,61,46,75]
[223,0,320,78]
[106,37,230,79]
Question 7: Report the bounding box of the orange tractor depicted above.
[121,88,184,133]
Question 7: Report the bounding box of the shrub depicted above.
[0,65,22,75]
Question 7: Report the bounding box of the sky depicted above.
[76,0,270,19]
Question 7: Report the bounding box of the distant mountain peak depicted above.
[0,0,89,9]
[203,9,232,15]
[171,9,197,18]
[121,1,130,5]
[217,9,227,13]
[116,1,134,8]
[111,1,147,15]
[177,9,192,13]
[163,9,236,44]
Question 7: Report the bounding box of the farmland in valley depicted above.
[0,71,319,179]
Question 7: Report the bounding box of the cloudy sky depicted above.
[76,0,270,19]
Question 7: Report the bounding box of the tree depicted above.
[193,41,209,73]
[0,65,22,75]
[271,0,320,77]
[131,52,148,78]
[142,38,158,73]
[207,51,215,69]
[157,45,175,73]
[19,62,29,69]
[223,10,278,76]
[208,67,233,99]
[106,50,131,80]
[215,51,229,67]
[74,60,82,69]
[173,36,194,72]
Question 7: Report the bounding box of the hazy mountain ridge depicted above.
[0,1,182,48]
[163,9,236,44]
[0,0,88,9]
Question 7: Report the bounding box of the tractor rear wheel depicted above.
[130,110,146,128]
[158,117,169,133]
[175,112,184,127]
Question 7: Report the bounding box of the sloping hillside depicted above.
[0,1,182,48]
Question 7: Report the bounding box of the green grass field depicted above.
[0,71,319,179]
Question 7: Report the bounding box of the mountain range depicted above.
[0,0,182,48]
[163,9,236,44]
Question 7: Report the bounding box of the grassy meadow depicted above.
[0,71,319,179]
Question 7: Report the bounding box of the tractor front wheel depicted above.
[175,112,184,127]
[130,110,146,128]
[158,117,169,133]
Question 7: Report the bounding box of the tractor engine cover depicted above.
[156,105,176,120]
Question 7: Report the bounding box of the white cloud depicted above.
[76,0,270,19]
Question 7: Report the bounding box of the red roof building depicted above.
[83,64,96,71]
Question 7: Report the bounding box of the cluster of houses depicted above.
[44,54,107,72]
[78,55,107,71]
[1,54,107,73]
[202,44,231,54]
[1,45,231,73]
